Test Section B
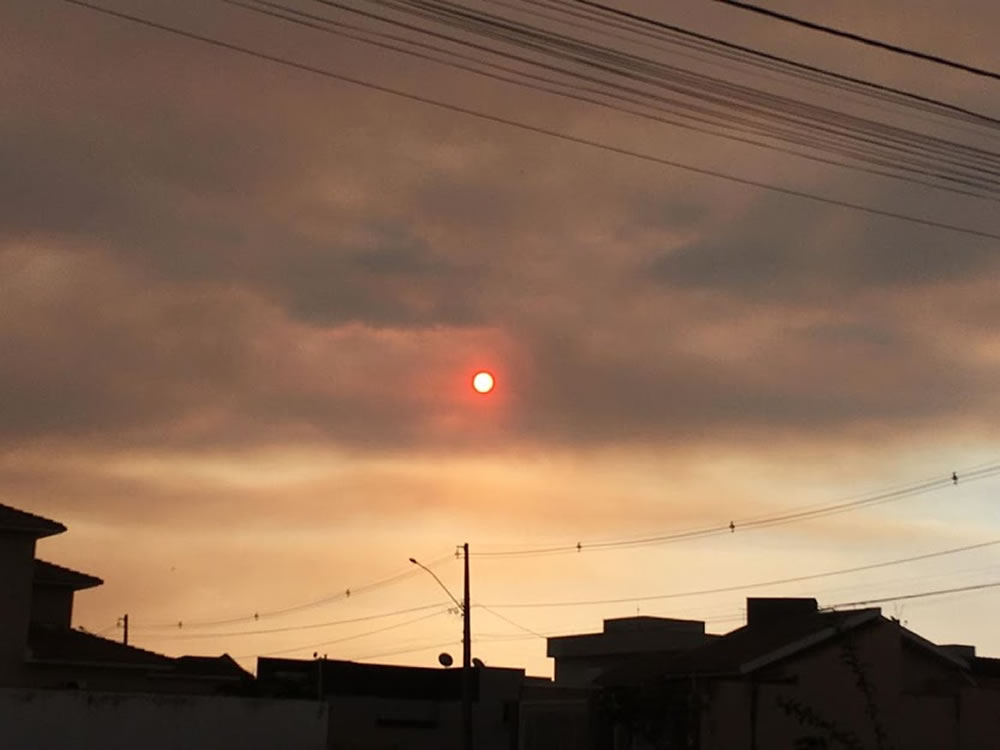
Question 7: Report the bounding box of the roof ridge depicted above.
[0,502,66,538]
[29,622,174,666]
[73,627,170,659]
[34,559,104,589]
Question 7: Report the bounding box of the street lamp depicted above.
[411,544,472,750]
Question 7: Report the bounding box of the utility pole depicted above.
[409,548,473,750]
[122,613,129,646]
[462,542,473,750]
[314,653,325,701]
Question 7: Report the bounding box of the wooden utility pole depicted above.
[122,613,129,645]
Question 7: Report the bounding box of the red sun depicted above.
[472,371,495,394]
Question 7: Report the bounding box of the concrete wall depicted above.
[0,535,36,685]
[699,680,752,750]
[895,689,1000,750]
[518,685,593,750]
[750,620,904,749]
[555,656,621,688]
[30,586,74,628]
[694,620,1000,750]
[959,687,1000,750]
[0,688,329,750]
[326,667,523,750]
[549,618,710,688]
[897,694,957,750]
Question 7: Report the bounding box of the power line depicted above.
[138,602,449,640]
[87,0,1000,199]
[89,622,121,638]
[357,0,1000,188]
[472,464,1000,558]
[783,560,1000,603]
[824,580,1000,610]
[57,0,1000,241]
[236,577,1000,663]
[351,639,459,661]
[348,629,574,660]
[133,553,455,631]
[531,0,997,146]
[713,0,1000,83]
[575,0,1000,128]
[477,603,546,638]
[482,536,1000,609]
[225,0,1000,202]
[478,607,752,640]
[238,608,449,659]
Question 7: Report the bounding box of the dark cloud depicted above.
[509,309,996,447]
[1,0,999,461]
[0,247,261,442]
[646,196,1000,300]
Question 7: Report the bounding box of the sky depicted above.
[3,0,1000,677]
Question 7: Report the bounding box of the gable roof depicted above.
[27,622,173,668]
[898,626,974,672]
[600,608,882,686]
[0,503,66,539]
[33,559,104,590]
[27,625,255,686]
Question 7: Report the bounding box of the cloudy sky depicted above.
[4,0,1000,675]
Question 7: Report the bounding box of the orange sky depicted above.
[3,0,1000,677]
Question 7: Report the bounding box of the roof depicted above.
[972,656,1000,679]
[258,657,479,700]
[600,608,882,686]
[549,616,711,659]
[27,625,253,684]
[174,654,253,682]
[0,503,66,539]
[27,623,173,668]
[33,559,103,590]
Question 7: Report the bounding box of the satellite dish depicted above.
[438,652,454,667]
[472,658,485,668]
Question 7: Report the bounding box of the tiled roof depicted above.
[600,609,882,686]
[0,503,66,538]
[28,623,173,668]
[33,559,103,590]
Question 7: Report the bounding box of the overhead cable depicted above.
[357,0,1000,185]
[473,464,1000,559]
[132,553,455,632]
[228,0,1000,201]
[57,0,1000,241]
[713,0,1000,83]
[575,0,1000,125]
[237,608,449,658]
[482,536,1000,609]
[138,602,451,640]
[825,580,1000,610]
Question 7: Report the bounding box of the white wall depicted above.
[0,688,328,750]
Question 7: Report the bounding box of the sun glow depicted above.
[472,371,495,394]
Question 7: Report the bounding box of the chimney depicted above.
[746,598,818,627]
